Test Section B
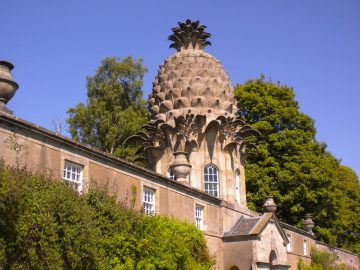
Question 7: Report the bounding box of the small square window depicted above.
[195,204,204,230]
[63,160,83,193]
[143,187,155,216]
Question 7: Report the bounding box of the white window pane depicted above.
[195,205,204,230]
[204,165,219,197]
[63,161,83,193]
[287,234,292,252]
[143,187,155,216]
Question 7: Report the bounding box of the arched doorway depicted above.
[229,266,240,270]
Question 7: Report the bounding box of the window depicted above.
[143,187,155,216]
[303,239,308,256]
[204,164,219,197]
[195,204,204,230]
[168,168,176,180]
[235,169,240,203]
[63,160,83,193]
[287,234,292,252]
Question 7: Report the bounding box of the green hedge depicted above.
[0,161,214,269]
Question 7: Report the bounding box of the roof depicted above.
[224,213,289,244]
[224,215,261,236]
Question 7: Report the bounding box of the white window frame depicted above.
[168,168,176,180]
[143,187,156,216]
[204,164,220,197]
[195,204,204,230]
[63,160,83,193]
[287,234,292,252]
[303,239,308,256]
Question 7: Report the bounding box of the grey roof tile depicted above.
[225,215,261,236]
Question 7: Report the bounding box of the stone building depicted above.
[0,20,358,270]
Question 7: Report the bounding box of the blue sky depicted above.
[2,1,359,176]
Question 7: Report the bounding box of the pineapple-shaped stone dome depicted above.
[148,26,238,124]
[127,20,258,201]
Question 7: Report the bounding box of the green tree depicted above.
[67,57,148,161]
[234,77,360,253]
[332,166,360,254]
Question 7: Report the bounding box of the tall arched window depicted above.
[235,169,240,203]
[204,164,219,197]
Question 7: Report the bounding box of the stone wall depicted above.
[253,221,288,267]
[282,226,314,269]
[315,241,359,270]
[223,240,253,270]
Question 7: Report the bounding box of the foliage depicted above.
[234,77,360,254]
[311,248,338,270]
[67,57,148,162]
[0,162,214,269]
[297,248,345,270]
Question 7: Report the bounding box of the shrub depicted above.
[0,161,214,269]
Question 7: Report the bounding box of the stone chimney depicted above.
[0,60,19,114]
[262,196,277,213]
[303,214,315,235]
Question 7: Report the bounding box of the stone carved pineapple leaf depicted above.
[215,115,260,155]
[173,114,204,151]
[125,124,165,149]
[168,19,212,51]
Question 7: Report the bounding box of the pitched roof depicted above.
[224,215,261,236]
[224,213,289,244]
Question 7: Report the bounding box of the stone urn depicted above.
[0,61,19,113]
[262,196,277,213]
[170,151,191,185]
[303,214,315,235]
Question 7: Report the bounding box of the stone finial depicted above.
[0,60,19,114]
[170,151,191,186]
[303,214,315,235]
[168,19,211,51]
[262,196,277,213]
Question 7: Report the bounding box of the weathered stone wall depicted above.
[223,240,253,270]
[282,227,314,269]
[253,222,288,266]
[315,241,359,270]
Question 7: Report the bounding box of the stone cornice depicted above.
[315,240,359,257]
[280,221,316,239]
